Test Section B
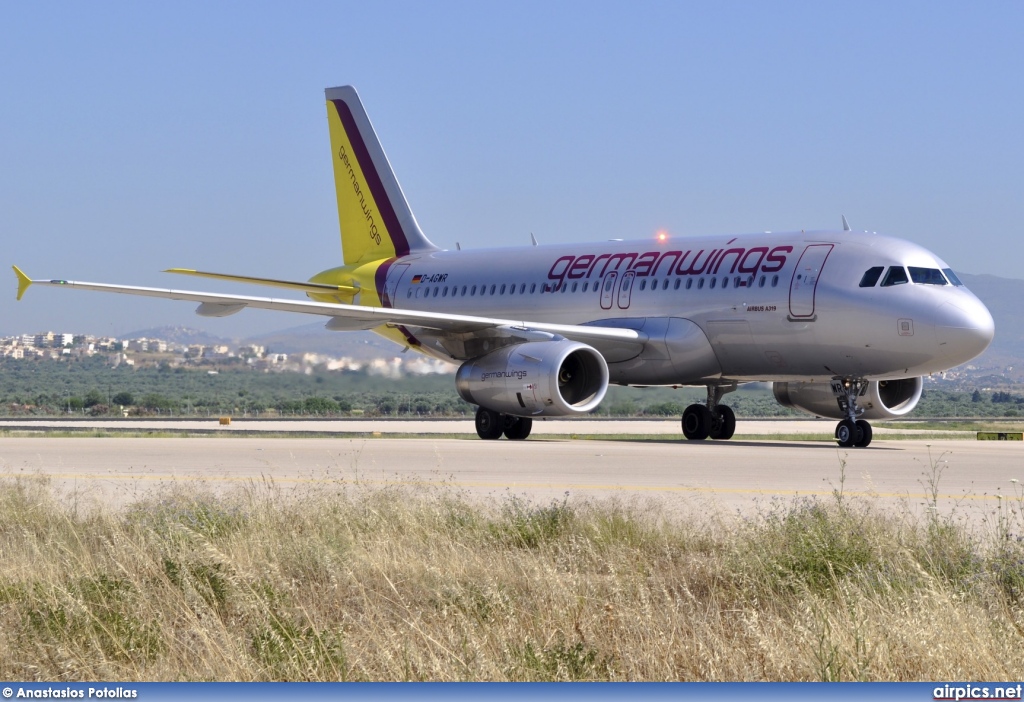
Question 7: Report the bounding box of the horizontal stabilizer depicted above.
[165,268,358,295]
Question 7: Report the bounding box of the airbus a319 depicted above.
[13,86,995,447]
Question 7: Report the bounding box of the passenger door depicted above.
[788,244,833,319]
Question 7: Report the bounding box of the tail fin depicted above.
[325,86,437,265]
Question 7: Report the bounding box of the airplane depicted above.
[12,85,995,447]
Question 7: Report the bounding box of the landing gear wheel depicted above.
[475,407,504,440]
[854,419,872,448]
[709,405,736,440]
[682,404,712,441]
[835,418,863,448]
[503,416,533,440]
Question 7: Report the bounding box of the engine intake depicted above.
[773,377,923,420]
[456,340,609,417]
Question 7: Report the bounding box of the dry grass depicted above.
[1,475,1022,681]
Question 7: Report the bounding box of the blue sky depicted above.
[2,1,1021,338]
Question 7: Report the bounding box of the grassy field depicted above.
[1,473,1022,681]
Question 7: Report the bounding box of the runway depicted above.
[1,434,1021,522]
[0,416,978,436]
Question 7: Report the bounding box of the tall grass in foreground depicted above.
[1,477,1022,681]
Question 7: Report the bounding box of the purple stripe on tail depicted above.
[331,99,411,258]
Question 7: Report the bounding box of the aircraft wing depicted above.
[12,267,646,357]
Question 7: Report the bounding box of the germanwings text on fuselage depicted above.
[546,245,793,285]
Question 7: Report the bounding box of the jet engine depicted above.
[772,377,923,420]
[456,340,609,417]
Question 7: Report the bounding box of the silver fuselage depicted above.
[380,230,993,385]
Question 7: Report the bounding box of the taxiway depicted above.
[1,434,1020,521]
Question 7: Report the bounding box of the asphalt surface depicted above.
[1,433,1021,523]
[0,416,977,436]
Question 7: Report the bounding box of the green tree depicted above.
[303,397,340,414]
[83,389,104,408]
[111,391,134,406]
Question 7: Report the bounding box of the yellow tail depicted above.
[325,86,437,265]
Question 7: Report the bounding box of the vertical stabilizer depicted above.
[325,86,437,264]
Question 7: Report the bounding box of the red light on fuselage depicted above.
[656,230,668,242]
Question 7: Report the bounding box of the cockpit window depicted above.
[908,267,948,285]
[859,267,884,287]
[942,268,964,286]
[880,266,909,287]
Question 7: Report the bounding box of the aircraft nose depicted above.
[936,295,994,365]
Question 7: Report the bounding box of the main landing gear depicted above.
[832,378,873,448]
[475,406,533,440]
[682,382,737,441]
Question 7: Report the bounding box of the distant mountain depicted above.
[120,325,234,346]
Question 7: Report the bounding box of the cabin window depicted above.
[943,268,964,286]
[489,285,496,295]
[880,266,909,287]
[406,288,412,298]
[710,277,717,289]
[432,287,439,297]
[859,267,884,287]
[442,286,448,297]
[772,275,779,287]
[698,278,705,290]
[673,279,681,290]
[530,283,537,293]
[686,278,693,290]
[639,280,647,291]
[908,267,947,285]
[520,284,526,294]
[461,285,467,295]
[758,275,765,288]
[722,277,729,289]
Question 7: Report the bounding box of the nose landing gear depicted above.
[682,382,737,441]
[832,378,873,448]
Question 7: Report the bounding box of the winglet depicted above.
[12,265,32,301]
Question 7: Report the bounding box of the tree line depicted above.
[1,356,1021,418]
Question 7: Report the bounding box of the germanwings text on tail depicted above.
[13,85,995,447]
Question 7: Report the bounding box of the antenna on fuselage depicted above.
[841,215,851,232]
[530,233,538,246]
[455,242,461,250]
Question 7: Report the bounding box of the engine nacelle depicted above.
[772,377,923,420]
[456,340,609,417]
